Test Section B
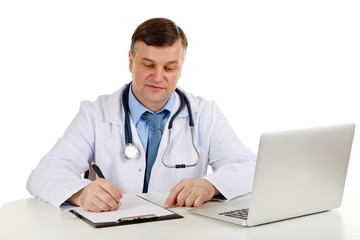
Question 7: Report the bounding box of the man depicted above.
[27,18,256,212]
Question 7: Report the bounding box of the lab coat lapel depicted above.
[157,88,199,154]
[102,85,146,161]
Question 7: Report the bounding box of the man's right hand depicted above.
[67,178,122,212]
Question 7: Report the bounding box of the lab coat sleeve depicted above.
[26,101,95,209]
[201,103,256,200]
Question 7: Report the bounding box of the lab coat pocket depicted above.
[175,147,207,180]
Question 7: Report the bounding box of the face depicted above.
[129,39,184,112]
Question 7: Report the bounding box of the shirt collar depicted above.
[128,84,175,125]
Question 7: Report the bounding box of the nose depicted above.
[152,67,164,82]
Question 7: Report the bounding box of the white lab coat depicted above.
[27,85,256,209]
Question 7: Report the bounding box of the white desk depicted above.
[1,192,360,240]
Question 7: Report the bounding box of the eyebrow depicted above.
[141,57,178,64]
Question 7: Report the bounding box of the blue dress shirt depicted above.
[128,85,175,151]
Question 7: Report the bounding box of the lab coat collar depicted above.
[175,86,200,119]
[103,84,200,125]
[128,84,176,125]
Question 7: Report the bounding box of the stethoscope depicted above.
[122,83,200,168]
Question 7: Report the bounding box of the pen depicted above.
[91,162,105,179]
[91,162,122,207]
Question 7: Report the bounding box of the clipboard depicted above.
[68,194,183,228]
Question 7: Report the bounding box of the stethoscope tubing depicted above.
[122,82,200,168]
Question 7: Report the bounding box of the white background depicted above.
[1,0,359,208]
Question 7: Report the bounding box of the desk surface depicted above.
[1,192,360,240]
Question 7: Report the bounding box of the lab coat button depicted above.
[138,168,142,172]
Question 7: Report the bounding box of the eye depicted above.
[165,65,177,72]
[143,63,154,69]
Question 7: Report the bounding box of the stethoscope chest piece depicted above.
[124,143,139,159]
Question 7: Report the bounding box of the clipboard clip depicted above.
[117,214,158,223]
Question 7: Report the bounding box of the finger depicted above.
[189,184,214,207]
[80,179,122,211]
[184,191,198,207]
[165,182,185,208]
[86,202,102,212]
[96,189,120,211]
[81,195,104,212]
[81,185,113,212]
[182,187,209,207]
[193,194,207,207]
[176,186,193,207]
[92,196,113,212]
[97,179,123,202]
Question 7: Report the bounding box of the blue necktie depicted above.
[142,110,168,193]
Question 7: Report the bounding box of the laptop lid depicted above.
[190,123,355,227]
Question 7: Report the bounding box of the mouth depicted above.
[147,85,165,91]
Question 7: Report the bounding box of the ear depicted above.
[128,51,133,73]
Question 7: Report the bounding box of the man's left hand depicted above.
[165,178,220,208]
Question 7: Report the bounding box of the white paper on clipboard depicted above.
[65,194,175,224]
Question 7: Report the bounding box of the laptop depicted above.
[189,123,356,226]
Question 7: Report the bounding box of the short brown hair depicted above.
[130,18,188,56]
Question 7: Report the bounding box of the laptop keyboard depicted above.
[219,208,249,220]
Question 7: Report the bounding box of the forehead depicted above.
[134,40,184,63]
